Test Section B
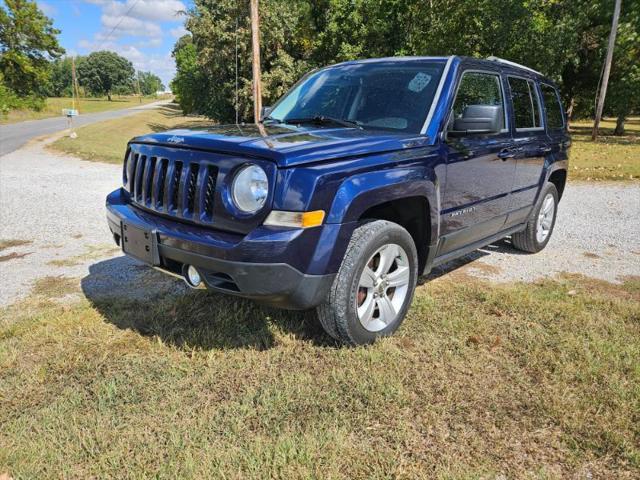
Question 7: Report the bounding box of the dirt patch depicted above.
[0,239,32,251]
[31,276,79,299]
[464,260,503,275]
[0,252,32,262]
[47,245,120,267]
[583,252,601,259]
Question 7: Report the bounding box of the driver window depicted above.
[449,71,506,132]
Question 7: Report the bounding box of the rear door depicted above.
[439,69,517,255]
[505,76,547,224]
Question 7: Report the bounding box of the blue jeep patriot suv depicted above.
[106,55,570,345]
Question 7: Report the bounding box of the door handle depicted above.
[497,148,516,160]
[539,146,552,154]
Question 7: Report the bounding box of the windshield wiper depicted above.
[284,115,363,129]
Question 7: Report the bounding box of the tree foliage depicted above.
[138,71,165,96]
[0,0,64,102]
[170,35,205,114]
[76,51,135,100]
[172,0,640,125]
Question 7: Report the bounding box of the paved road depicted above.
[0,100,171,157]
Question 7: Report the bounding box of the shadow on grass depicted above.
[570,125,639,144]
[81,256,332,351]
[144,104,217,133]
[424,237,525,282]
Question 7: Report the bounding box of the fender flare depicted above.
[326,166,442,245]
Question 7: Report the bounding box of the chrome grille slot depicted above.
[170,161,183,212]
[154,158,168,210]
[185,163,199,215]
[203,166,217,219]
[142,156,157,205]
[134,155,146,202]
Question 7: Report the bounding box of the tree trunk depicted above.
[592,0,622,140]
[566,97,576,121]
[614,114,625,135]
[107,92,112,101]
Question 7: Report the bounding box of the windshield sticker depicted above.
[408,72,432,93]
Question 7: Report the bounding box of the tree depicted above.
[76,51,135,101]
[138,71,165,96]
[46,57,75,97]
[174,0,640,125]
[0,0,64,96]
[179,0,312,121]
[171,34,207,114]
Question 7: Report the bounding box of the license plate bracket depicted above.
[121,221,159,265]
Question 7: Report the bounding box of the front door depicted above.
[439,70,517,255]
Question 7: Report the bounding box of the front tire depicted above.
[317,220,418,346]
[512,182,559,253]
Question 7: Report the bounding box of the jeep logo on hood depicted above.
[167,135,185,144]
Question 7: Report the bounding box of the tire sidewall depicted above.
[339,223,418,344]
[532,183,559,250]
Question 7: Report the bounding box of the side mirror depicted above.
[450,105,503,136]
[260,106,272,121]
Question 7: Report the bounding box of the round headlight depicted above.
[232,164,268,213]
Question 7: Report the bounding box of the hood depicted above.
[130,123,432,167]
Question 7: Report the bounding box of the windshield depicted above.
[267,60,446,134]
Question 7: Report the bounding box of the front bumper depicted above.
[106,189,349,309]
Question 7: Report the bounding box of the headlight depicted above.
[232,164,268,213]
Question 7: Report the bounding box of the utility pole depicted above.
[71,57,77,112]
[250,0,262,122]
[136,71,142,103]
[592,0,622,141]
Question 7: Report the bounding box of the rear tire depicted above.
[512,182,558,253]
[316,220,418,346]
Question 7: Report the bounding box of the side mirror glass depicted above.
[449,105,503,136]
[260,106,272,121]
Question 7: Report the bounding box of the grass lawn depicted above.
[569,117,639,181]
[1,269,639,478]
[50,103,214,164]
[0,96,167,125]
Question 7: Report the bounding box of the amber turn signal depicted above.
[264,210,326,228]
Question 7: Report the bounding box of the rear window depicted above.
[541,84,564,130]
[508,77,542,130]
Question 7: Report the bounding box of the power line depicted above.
[96,0,142,51]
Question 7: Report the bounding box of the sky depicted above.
[33,0,194,88]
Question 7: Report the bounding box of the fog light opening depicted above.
[185,265,203,288]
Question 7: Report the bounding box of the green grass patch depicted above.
[50,103,214,164]
[1,273,638,478]
[570,117,639,181]
[0,96,168,125]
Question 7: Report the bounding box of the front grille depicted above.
[125,152,218,224]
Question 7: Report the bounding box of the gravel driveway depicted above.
[1,136,639,306]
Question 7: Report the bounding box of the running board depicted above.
[430,224,526,269]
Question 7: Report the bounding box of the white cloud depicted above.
[103,0,186,22]
[37,1,57,16]
[100,13,162,38]
[77,0,185,86]
[170,25,188,39]
[135,37,163,48]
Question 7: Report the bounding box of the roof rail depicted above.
[486,56,542,75]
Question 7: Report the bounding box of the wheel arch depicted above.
[325,167,441,274]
